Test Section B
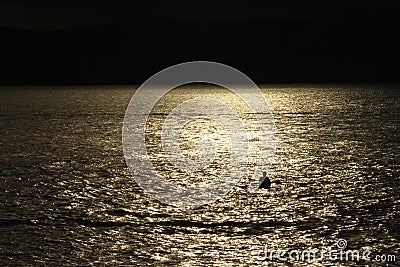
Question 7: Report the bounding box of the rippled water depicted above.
[0,85,399,266]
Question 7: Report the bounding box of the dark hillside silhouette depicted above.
[1,16,399,84]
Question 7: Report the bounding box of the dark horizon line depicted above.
[1,13,398,32]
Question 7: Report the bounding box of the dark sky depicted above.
[1,1,400,84]
[0,0,398,30]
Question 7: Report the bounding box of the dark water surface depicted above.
[0,85,399,266]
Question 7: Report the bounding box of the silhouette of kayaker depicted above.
[259,171,271,189]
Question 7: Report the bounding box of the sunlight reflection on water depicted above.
[0,85,399,266]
